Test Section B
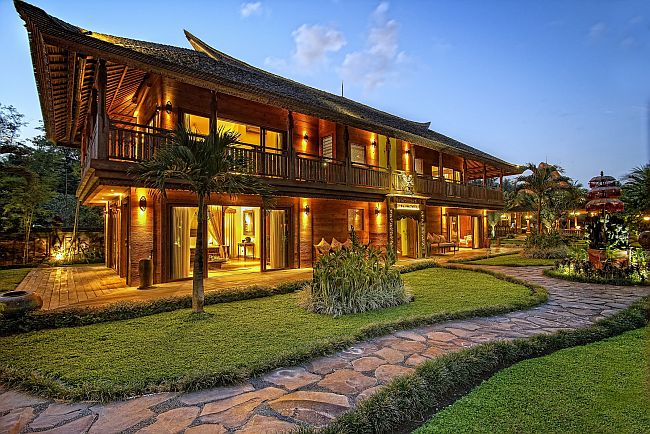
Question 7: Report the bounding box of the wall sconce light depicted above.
[164,100,173,114]
[303,132,309,142]
[371,139,377,148]
[139,196,147,212]
[304,205,310,215]
[405,148,411,155]
[375,205,380,215]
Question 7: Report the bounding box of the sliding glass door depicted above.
[265,209,289,270]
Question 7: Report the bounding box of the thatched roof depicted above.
[15,0,519,174]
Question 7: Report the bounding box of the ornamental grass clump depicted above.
[522,231,569,259]
[304,230,410,316]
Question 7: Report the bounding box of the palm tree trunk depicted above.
[537,199,542,234]
[192,194,206,313]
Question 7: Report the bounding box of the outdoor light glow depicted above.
[643,216,650,221]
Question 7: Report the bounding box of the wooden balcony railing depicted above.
[89,121,504,205]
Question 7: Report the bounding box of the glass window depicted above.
[183,113,210,136]
[454,170,462,183]
[443,167,454,181]
[432,166,440,178]
[265,130,284,153]
[321,135,333,159]
[415,158,424,175]
[218,118,261,147]
[348,209,364,231]
[351,143,366,165]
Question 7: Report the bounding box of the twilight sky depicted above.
[1,0,648,185]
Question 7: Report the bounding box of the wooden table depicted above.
[237,242,255,259]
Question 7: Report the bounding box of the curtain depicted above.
[268,210,286,269]
[207,205,223,248]
[172,207,194,280]
[224,208,236,259]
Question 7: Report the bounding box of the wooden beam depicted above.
[69,55,86,144]
[108,65,128,112]
[97,58,108,160]
[209,90,218,134]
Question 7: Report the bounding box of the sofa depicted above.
[427,233,458,254]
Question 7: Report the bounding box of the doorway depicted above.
[264,209,289,270]
[396,215,420,258]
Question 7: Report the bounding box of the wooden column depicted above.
[438,152,443,180]
[96,58,108,160]
[499,169,503,191]
[386,136,392,191]
[462,158,468,184]
[482,163,487,188]
[209,90,218,134]
[287,111,294,179]
[344,126,351,185]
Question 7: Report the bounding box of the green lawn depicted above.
[0,268,32,293]
[414,326,650,434]
[464,253,556,267]
[0,267,539,399]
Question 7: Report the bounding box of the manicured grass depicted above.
[0,268,31,293]
[0,267,541,400]
[414,325,650,434]
[463,253,557,267]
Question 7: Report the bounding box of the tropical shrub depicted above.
[522,232,568,259]
[586,214,629,250]
[303,230,410,316]
[550,249,648,286]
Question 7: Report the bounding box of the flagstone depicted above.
[306,356,349,375]
[201,387,285,416]
[236,414,297,434]
[318,369,377,395]
[351,356,385,372]
[0,390,47,413]
[38,415,96,434]
[375,365,415,384]
[388,339,426,353]
[263,367,320,391]
[137,406,199,434]
[184,423,227,434]
[0,407,35,434]
[373,347,405,364]
[179,383,254,405]
[88,393,175,434]
[29,403,89,430]
[268,391,350,426]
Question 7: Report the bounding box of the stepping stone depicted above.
[236,414,297,434]
[405,354,430,366]
[318,369,377,395]
[0,407,34,434]
[375,365,415,384]
[30,403,89,430]
[38,414,96,434]
[263,367,320,390]
[137,406,199,433]
[394,330,427,342]
[179,384,254,405]
[306,357,348,375]
[351,357,385,372]
[356,386,383,403]
[446,327,474,338]
[185,423,227,434]
[421,346,446,358]
[374,347,405,364]
[0,390,47,413]
[268,391,350,426]
[201,387,285,416]
[425,331,456,342]
[200,398,262,428]
[89,393,175,434]
[388,339,426,353]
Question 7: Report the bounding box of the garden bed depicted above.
[451,253,556,267]
[544,268,649,286]
[0,266,545,401]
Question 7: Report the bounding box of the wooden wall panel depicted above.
[318,119,338,159]
[293,112,319,155]
[426,206,442,236]
[348,127,374,165]
[127,187,155,286]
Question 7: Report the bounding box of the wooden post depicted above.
[287,111,294,179]
[209,91,218,134]
[482,163,487,188]
[438,152,443,180]
[462,158,468,184]
[499,169,503,191]
[96,59,108,160]
[386,136,392,191]
[344,126,351,185]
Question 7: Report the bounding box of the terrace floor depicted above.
[15,248,514,311]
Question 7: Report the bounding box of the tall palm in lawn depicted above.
[515,163,571,234]
[134,126,273,313]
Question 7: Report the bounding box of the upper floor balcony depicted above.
[81,119,504,207]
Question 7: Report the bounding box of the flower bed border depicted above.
[544,268,649,286]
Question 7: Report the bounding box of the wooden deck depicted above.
[16,265,312,311]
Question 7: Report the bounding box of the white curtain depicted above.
[224,208,236,259]
[207,206,223,248]
[172,207,194,279]
[268,210,285,269]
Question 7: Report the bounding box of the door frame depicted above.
[261,206,292,272]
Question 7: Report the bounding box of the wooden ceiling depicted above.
[41,41,146,147]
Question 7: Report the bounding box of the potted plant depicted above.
[0,290,43,317]
[586,215,629,269]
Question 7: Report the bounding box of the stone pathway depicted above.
[2,266,648,433]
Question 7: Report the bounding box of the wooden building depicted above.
[16,1,521,285]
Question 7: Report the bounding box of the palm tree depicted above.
[134,126,273,313]
[515,163,570,234]
[621,164,650,213]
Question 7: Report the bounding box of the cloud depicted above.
[588,22,607,39]
[240,2,262,18]
[340,2,407,91]
[265,24,346,73]
[620,36,637,49]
